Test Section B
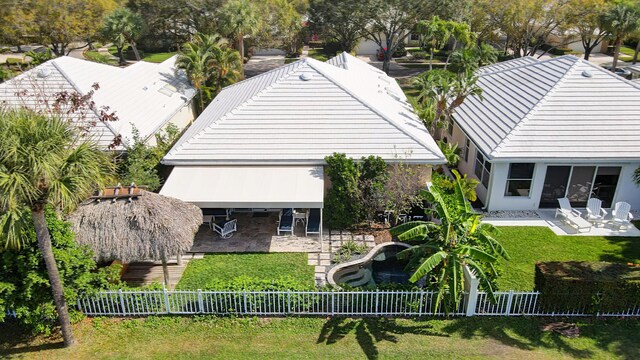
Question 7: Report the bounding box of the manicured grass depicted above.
[177,253,315,290]
[2,316,639,359]
[83,51,118,65]
[308,48,329,62]
[494,226,640,291]
[142,52,176,63]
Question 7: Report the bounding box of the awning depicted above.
[160,166,324,209]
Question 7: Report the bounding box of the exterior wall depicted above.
[146,101,196,146]
[356,39,381,55]
[485,162,640,211]
[444,123,488,204]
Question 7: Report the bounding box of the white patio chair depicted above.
[585,198,607,226]
[555,198,582,219]
[611,202,634,230]
[555,198,591,232]
[211,219,237,239]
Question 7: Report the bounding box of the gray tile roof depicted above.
[164,52,445,165]
[454,55,640,161]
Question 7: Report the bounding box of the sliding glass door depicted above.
[539,165,621,208]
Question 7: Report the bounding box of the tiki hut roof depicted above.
[69,190,202,263]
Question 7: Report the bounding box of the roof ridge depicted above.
[305,59,442,159]
[50,60,125,147]
[217,59,306,91]
[169,59,309,155]
[489,56,581,157]
[478,55,580,77]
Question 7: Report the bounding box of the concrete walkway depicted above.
[483,210,640,237]
[244,55,285,78]
[307,231,375,286]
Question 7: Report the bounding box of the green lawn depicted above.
[2,316,639,359]
[177,253,315,290]
[308,48,329,62]
[494,226,640,291]
[142,52,176,63]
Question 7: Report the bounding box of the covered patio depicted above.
[160,165,326,251]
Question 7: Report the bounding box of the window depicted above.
[447,119,454,136]
[474,150,491,188]
[505,163,535,197]
[462,138,470,162]
[410,33,420,41]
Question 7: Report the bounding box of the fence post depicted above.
[243,291,248,314]
[118,289,126,316]
[163,287,171,315]
[331,291,335,316]
[197,289,204,314]
[464,267,480,317]
[505,290,514,316]
[418,291,424,316]
[287,290,291,314]
[375,289,379,315]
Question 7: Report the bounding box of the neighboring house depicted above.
[160,52,445,235]
[0,56,196,149]
[356,32,420,56]
[443,55,640,211]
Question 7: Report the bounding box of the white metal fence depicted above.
[76,289,640,317]
[77,289,466,317]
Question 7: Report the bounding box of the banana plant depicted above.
[391,171,510,313]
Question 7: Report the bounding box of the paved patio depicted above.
[190,212,324,253]
[483,210,640,237]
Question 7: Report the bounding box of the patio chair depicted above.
[585,198,607,226]
[611,202,634,230]
[555,198,582,219]
[555,198,591,232]
[306,209,321,236]
[277,208,294,235]
[211,218,237,239]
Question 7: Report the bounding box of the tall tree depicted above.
[602,4,640,71]
[564,0,612,60]
[219,0,260,61]
[364,0,433,74]
[391,171,510,313]
[308,0,373,53]
[176,33,242,112]
[0,108,115,346]
[265,0,305,57]
[102,7,146,64]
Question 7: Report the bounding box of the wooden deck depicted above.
[121,253,204,289]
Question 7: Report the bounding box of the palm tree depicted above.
[102,7,145,64]
[176,33,242,112]
[219,0,260,61]
[602,4,640,71]
[0,108,115,347]
[390,171,510,313]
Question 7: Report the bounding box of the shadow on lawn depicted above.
[316,317,446,360]
[0,320,65,358]
[442,317,640,360]
[599,235,640,263]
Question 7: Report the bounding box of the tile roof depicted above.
[454,55,640,161]
[164,52,445,165]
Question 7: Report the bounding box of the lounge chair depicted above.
[585,198,607,226]
[306,208,321,236]
[611,202,634,230]
[211,218,237,239]
[555,198,591,232]
[277,208,294,235]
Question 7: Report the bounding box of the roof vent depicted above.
[36,68,51,78]
[142,86,149,91]
[299,73,313,81]
[581,70,593,78]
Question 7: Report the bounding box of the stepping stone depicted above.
[315,265,326,273]
[319,259,331,266]
[319,253,331,260]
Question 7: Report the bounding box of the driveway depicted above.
[244,55,285,78]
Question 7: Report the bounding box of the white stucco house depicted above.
[444,55,640,211]
[160,52,445,236]
[0,56,196,149]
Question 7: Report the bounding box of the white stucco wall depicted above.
[485,162,640,211]
[145,101,195,146]
[446,123,640,211]
[356,40,381,55]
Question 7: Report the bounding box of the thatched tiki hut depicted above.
[69,187,202,286]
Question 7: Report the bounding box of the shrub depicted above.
[0,209,120,334]
[84,51,114,64]
[410,50,428,60]
[534,261,640,314]
[332,240,368,263]
[323,40,343,56]
[393,42,407,57]
[308,40,324,49]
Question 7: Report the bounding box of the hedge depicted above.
[534,261,640,314]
